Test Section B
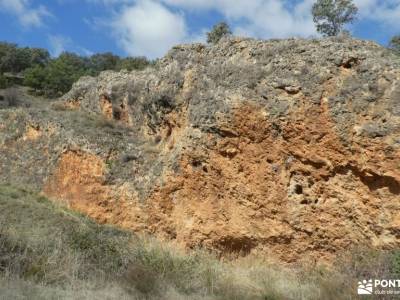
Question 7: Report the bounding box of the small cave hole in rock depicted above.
[191,159,202,168]
[113,109,122,120]
[300,199,309,205]
[294,184,303,195]
[342,58,358,69]
[154,135,162,144]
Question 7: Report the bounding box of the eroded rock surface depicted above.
[1,37,400,262]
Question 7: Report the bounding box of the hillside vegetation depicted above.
[0,42,151,97]
[0,184,399,299]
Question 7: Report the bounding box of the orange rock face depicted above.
[44,151,107,212]
[22,124,41,141]
[43,150,148,229]
[42,99,399,262]
[143,103,400,262]
[100,95,113,120]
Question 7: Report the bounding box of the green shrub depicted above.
[390,250,400,276]
[207,22,232,44]
[0,42,50,74]
[389,35,400,55]
[23,53,151,97]
[312,0,358,36]
[43,52,89,97]
[1,40,152,98]
[4,87,18,106]
[0,73,8,89]
[24,65,47,91]
[116,56,151,71]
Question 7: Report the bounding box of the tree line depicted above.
[0,42,151,97]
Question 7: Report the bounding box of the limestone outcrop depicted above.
[1,37,399,262]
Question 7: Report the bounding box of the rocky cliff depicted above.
[1,37,399,262]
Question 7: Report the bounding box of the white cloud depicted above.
[48,35,94,57]
[354,0,400,27]
[162,0,317,38]
[0,0,51,27]
[111,0,187,58]
[162,0,400,38]
[85,0,132,4]
[48,35,72,57]
[78,47,94,56]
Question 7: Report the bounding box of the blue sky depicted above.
[0,0,399,59]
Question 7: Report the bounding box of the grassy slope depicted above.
[0,184,399,300]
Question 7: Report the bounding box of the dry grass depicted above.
[0,184,399,300]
